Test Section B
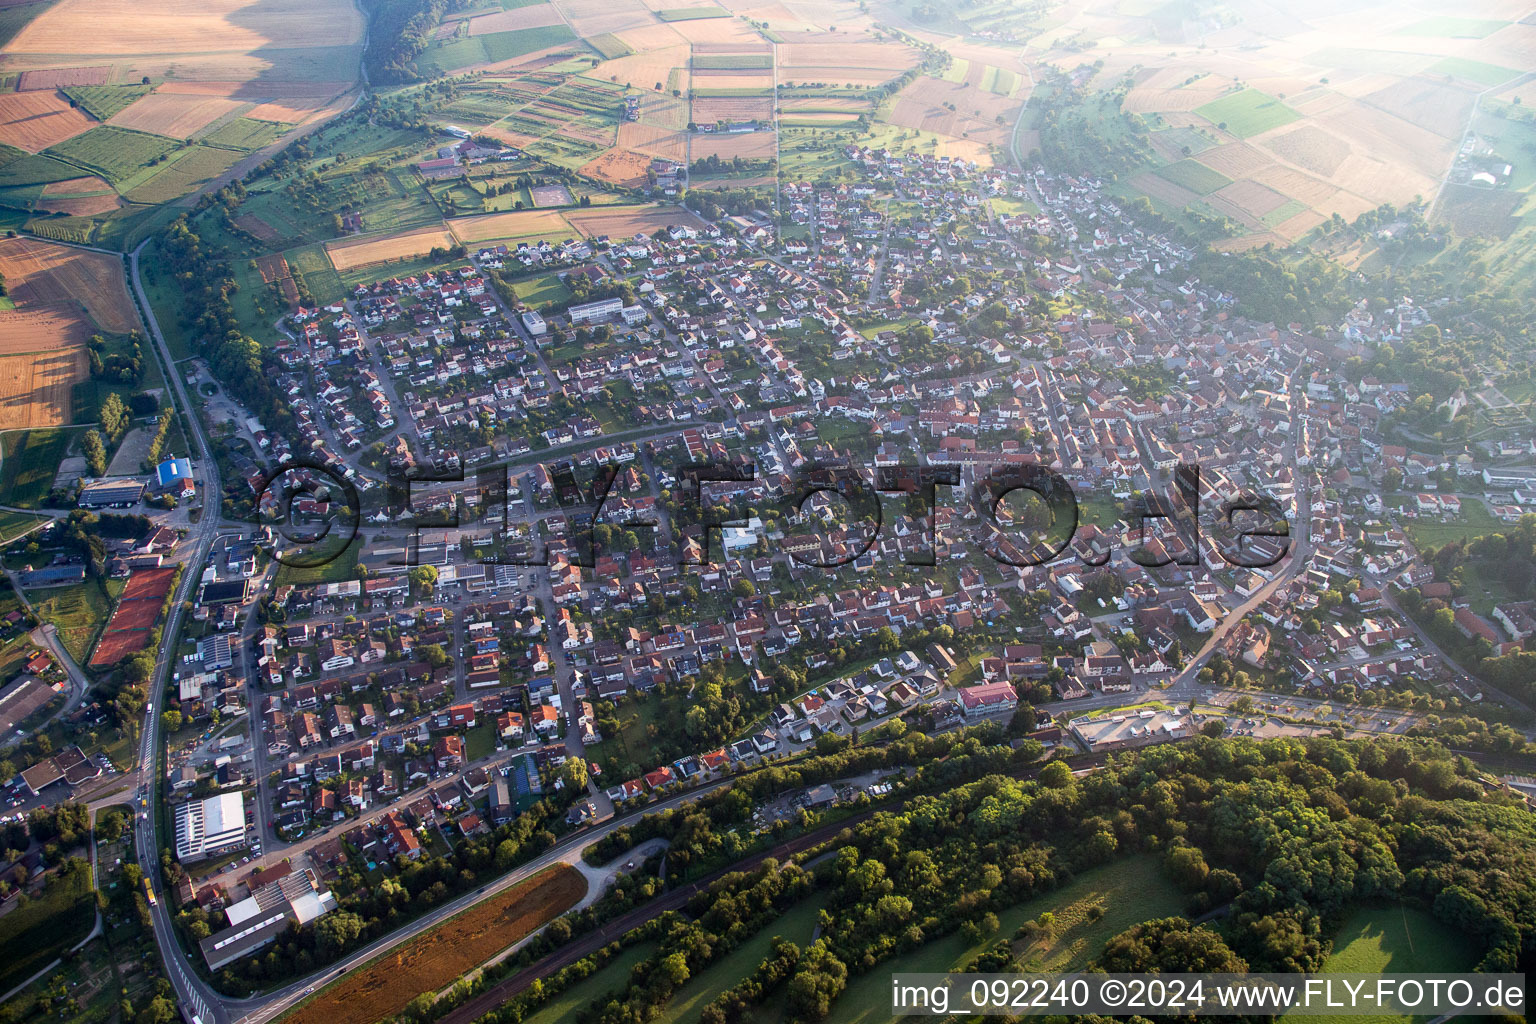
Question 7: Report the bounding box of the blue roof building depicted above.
[156,457,193,489]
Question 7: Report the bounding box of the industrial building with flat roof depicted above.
[174,792,248,862]
[77,479,145,508]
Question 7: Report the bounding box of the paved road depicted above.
[128,239,230,1024]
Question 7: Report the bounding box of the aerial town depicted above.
[0,0,1533,1021]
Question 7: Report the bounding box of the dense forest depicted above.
[361,0,471,83]
[493,736,1533,1024]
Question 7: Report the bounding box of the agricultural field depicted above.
[0,235,140,332]
[416,24,578,76]
[60,83,152,121]
[1155,158,1232,195]
[34,175,122,217]
[1013,0,1525,247]
[1193,89,1300,139]
[776,37,920,87]
[283,865,585,1024]
[42,126,180,190]
[885,73,1020,155]
[588,32,636,59]
[0,235,137,430]
[656,6,730,21]
[564,201,706,237]
[0,341,86,429]
[325,223,457,272]
[122,145,243,205]
[689,130,774,160]
[108,91,248,138]
[88,565,175,667]
[0,91,95,153]
[0,427,69,506]
[448,207,574,245]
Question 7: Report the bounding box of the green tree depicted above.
[99,392,129,442]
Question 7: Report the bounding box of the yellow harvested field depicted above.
[777,39,919,78]
[552,0,657,36]
[617,121,687,159]
[109,91,248,137]
[469,4,566,32]
[3,0,364,55]
[579,147,654,188]
[0,346,85,430]
[0,305,92,354]
[0,236,140,333]
[35,191,122,216]
[1195,142,1274,179]
[592,44,690,92]
[1212,179,1291,218]
[616,22,689,49]
[448,208,574,245]
[1263,125,1352,178]
[41,175,114,195]
[564,203,707,238]
[693,94,773,121]
[244,87,349,123]
[689,131,774,159]
[325,224,456,271]
[886,75,1016,149]
[0,91,95,153]
[668,17,761,44]
[690,72,773,89]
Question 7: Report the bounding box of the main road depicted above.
[128,240,231,1024]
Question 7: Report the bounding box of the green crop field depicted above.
[1394,16,1507,37]
[588,33,635,59]
[980,65,1018,96]
[417,24,577,75]
[0,0,49,49]
[0,147,83,189]
[0,510,45,545]
[201,117,291,151]
[45,127,181,190]
[1156,158,1232,195]
[656,6,730,19]
[0,429,70,508]
[1430,57,1519,86]
[693,54,772,70]
[123,145,242,205]
[1261,198,1308,227]
[62,83,153,121]
[1194,89,1300,138]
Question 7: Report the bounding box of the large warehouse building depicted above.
[174,792,247,862]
